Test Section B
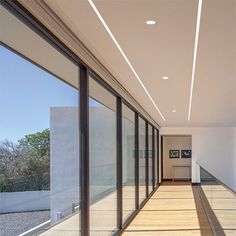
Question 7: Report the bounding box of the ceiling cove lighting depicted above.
[188,0,203,121]
[87,0,166,121]
[146,20,156,25]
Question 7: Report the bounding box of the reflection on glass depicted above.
[0,45,79,235]
[89,77,117,235]
[139,117,146,204]
[200,167,236,235]
[122,103,135,221]
[154,129,158,186]
[148,125,153,193]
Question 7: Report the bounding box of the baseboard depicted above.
[163,178,173,181]
[163,178,192,182]
[192,182,201,186]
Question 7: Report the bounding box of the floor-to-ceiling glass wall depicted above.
[155,129,159,186]
[139,117,146,204]
[0,44,79,236]
[148,124,153,193]
[122,103,135,222]
[89,77,117,235]
[1,3,162,235]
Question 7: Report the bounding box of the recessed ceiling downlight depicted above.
[172,110,176,113]
[146,20,156,25]
[162,76,169,80]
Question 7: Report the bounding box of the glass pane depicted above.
[148,125,153,193]
[89,77,117,235]
[122,103,135,222]
[0,45,80,235]
[200,167,236,235]
[155,129,158,186]
[139,117,146,203]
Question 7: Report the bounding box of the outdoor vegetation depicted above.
[0,129,50,192]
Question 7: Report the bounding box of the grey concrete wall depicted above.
[50,107,79,223]
[89,106,117,199]
[122,118,135,184]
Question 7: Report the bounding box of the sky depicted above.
[0,45,99,142]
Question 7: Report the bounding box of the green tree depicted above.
[19,129,50,190]
[19,129,50,157]
[0,129,50,192]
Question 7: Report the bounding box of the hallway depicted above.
[123,182,213,236]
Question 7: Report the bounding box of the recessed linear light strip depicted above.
[87,0,166,121]
[188,0,203,121]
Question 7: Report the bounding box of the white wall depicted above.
[163,136,191,179]
[50,107,79,223]
[160,127,236,191]
[89,106,117,198]
[0,191,49,213]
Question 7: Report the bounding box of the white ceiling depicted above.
[30,0,236,127]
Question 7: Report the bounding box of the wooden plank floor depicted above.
[123,181,213,236]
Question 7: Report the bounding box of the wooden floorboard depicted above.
[123,181,213,236]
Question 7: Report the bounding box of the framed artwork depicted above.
[169,150,180,158]
[181,150,192,158]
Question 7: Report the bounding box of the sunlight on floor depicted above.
[123,182,213,236]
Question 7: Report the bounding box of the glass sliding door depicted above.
[148,124,153,193]
[122,103,135,222]
[138,117,146,204]
[89,77,117,235]
[0,45,80,235]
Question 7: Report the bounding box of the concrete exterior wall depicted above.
[122,118,135,183]
[160,127,236,191]
[0,191,49,213]
[89,106,117,199]
[50,107,79,223]
[139,134,146,182]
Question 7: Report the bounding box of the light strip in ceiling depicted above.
[87,0,166,121]
[188,0,203,121]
